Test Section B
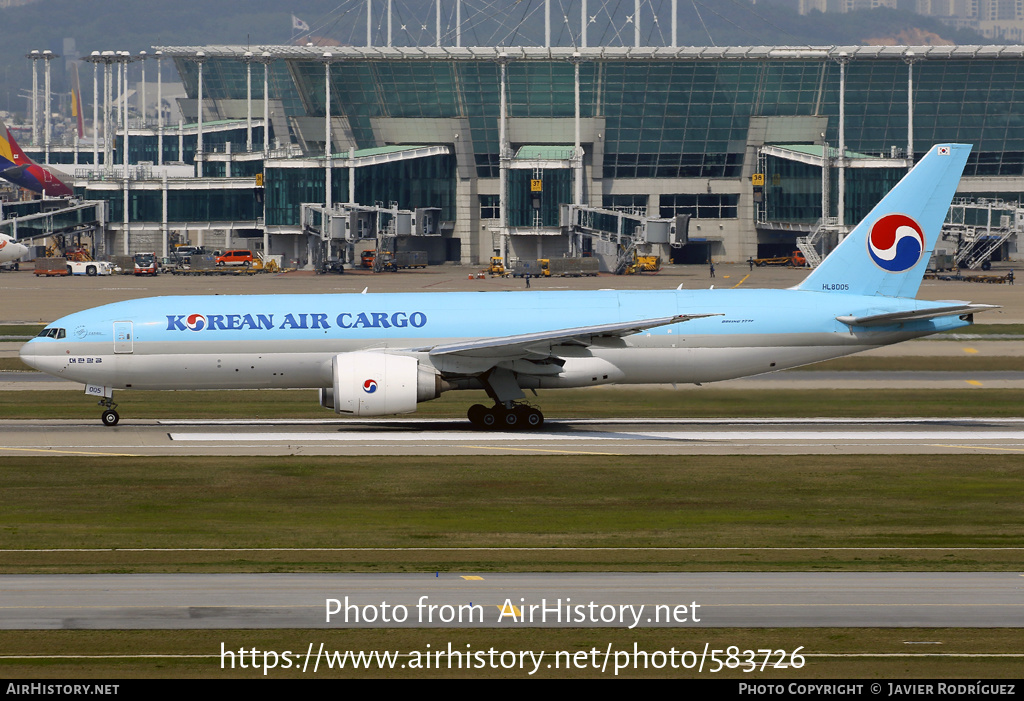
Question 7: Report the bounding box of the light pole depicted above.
[42,50,56,165]
[138,50,147,128]
[323,52,333,210]
[155,50,164,166]
[260,51,271,157]
[194,50,205,177]
[243,51,254,153]
[26,50,39,148]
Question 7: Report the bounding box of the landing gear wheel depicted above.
[101,409,120,426]
[502,407,520,429]
[481,408,499,428]
[467,403,487,427]
[524,407,544,429]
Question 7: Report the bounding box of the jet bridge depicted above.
[0,199,107,257]
[559,204,687,273]
[301,202,445,272]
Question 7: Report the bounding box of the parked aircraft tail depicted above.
[0,117,75,197]
[0,117,19,170]
[70,62,85,140]
[796,143,971,299]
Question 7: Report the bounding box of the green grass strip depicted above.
[2,455,1022,572]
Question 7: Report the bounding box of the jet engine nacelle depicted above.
[320,352,444,416]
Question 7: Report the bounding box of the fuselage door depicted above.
[113,321,133,354]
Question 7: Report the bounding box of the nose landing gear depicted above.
[98,397,119,426]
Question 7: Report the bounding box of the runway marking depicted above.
[732,274,750,288]
[4,546,1024,552]
[167,429,1024,443]
[153,417,1024,426]
[966,380,984,386]
[0,446,141,457]
[931,444,1024,453]
[461,576,484,580]
[964,347,979,354]
[463,445,621,456]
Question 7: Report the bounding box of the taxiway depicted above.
[1,416,1023,456]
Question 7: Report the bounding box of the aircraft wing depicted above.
[413,313,719,359]
[836,303,999,327]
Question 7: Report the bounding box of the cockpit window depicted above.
[36,328,65,339]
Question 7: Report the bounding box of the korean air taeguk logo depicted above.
[185,313,207,331]
[867,214,924,273]
[363,379,378,394]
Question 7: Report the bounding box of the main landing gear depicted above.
[467,402,544,430]
[99,397,119,426]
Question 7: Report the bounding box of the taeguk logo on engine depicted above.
[185,313,208,331]
[363,379,378,394]
[867,214,925,273]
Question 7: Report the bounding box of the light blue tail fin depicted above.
[797,143,971,299]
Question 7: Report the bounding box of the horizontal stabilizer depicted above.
[0,164,28,178]
[836,304,999,327]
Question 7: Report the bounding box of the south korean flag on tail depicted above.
[292,15,310,33]
[937,146,951,156]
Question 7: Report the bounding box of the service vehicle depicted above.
[215,249,254,267]
[487,256,506,276]
[133,253,158,276]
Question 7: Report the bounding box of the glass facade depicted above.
[115,125,264,165]
[764,156,905,225]
[602,195,649,212]
[660,194,739,220]
[507,169,571,227]
[82,187,259,223]
[265,154,454,226]
[23,150,96,166]
[184,53,1024,180]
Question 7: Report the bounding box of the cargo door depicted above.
[113,321,133,354]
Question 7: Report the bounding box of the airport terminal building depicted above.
[13,43,1024,269]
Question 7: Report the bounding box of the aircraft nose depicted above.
[18,339,41,371]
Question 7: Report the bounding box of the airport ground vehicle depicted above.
[34,257,116,276]
[621,255,662,275]
[394,251,428,269]
[375,251,428,272]
[215,249,254,267]
[753,251,807,267]
[20,144,996,429]
[68,260,116,276]
[487,257,506,276]
[512,257,598,277]
[361,250,376,268]
[133,253,158,276]
[542,257,600,277]
[170,246,208,269]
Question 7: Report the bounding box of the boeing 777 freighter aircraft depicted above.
[21,143,995,428]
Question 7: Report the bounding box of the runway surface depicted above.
[3,416,1024,455]
[2,572,1020,629]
